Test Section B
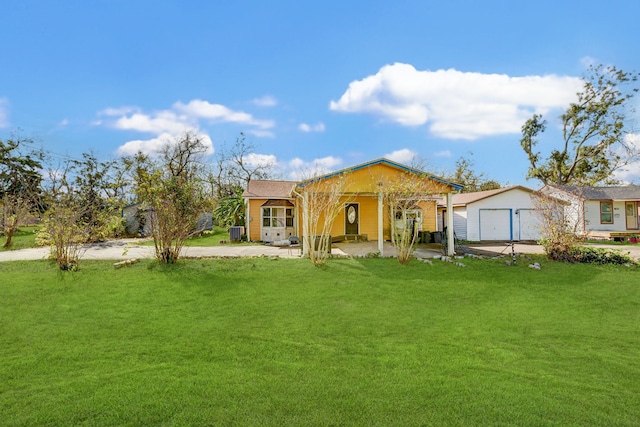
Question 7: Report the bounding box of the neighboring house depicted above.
[542,185,640,240]
[438,186,544,242]
[242,158,463,255]
[122,203,213,237]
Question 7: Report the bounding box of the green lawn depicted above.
[183,226,257,246]
[1,257,639,426]
[140,226,258,247]
[0,226,39,251]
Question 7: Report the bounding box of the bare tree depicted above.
[208,133,275,228]
[209,133,275,199]
[379,171,442,264]
[294,172,353,266]
[530,189,580,262]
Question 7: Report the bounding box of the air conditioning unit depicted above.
[229,226,245,242]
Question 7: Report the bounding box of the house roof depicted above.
[242,180,297,199]
[549,185,640,201]
[451,185,536,206]
[296,158,464,191]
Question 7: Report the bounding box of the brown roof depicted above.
[450,185,536,206]
[242,180,297,198]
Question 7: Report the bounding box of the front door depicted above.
[626,202,638,229]
[345,203,359,235]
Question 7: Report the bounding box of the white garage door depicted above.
[479,209,512,241]
[518,209,541,241]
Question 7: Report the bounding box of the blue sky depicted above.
[2,0,640,186]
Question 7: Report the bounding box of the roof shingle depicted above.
[242,180,297,198]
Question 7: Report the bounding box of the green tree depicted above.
[0,136,44,247]
[70,153,125,241]
[521,64,640,186]
[131,131,213,263]
[36,160,89,270]
[212,193,245,228]
[448,154,501,193]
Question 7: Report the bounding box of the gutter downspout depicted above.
[291,187,309,256]
[244,198,250,242]
[378,190,384,256]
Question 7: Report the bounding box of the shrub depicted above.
[569,246,635,265]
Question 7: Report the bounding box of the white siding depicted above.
[452,207,467,240]
[466,188,539,241]
[517,208,541,241]
[541,187,584,234]
[583,200,628,232]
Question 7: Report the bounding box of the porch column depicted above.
[244,199,251,242]
[378,191,384,256]
[446,192,455,256]
[302,192,310,256]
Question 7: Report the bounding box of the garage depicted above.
[442,186,547,242]
[479,209,512,241]
[517,208,541,241]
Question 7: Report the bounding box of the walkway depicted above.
[2,239,639,262]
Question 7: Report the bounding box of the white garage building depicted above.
[440,186,543,242]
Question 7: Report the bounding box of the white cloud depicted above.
[114,111,192,134]
[246,129,275,138]
[384,148,417,164]
[612,133,640,183]
[116,133,174,157]
[580,56,598,69]
[174,99,274,129]
[330,63,582,140]
[298,122,326,133]
[116,131,214,157]
[99,99,275,155]
[251,95,278,107]
[286,156,343,180]
[244,152,277,168]
[0,98,10,128]
[99,106,140,116]
[433,150,452,158]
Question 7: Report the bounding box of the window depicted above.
[286,208,294,227]
[262,207,293,227]
[600,201,613,224]
[395,208,423,231]
[262,208,271,227]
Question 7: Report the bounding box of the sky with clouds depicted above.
[2,0,640,185]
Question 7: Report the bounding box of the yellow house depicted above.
[242,158,462,255]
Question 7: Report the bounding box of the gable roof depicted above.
[549,185,640,201]
[242,180,297,199]
[296,158,463,191]
[451,185,535,206]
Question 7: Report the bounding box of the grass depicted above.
[0,226,40,251]
[140,226,259,247]
[1,257,639,426]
